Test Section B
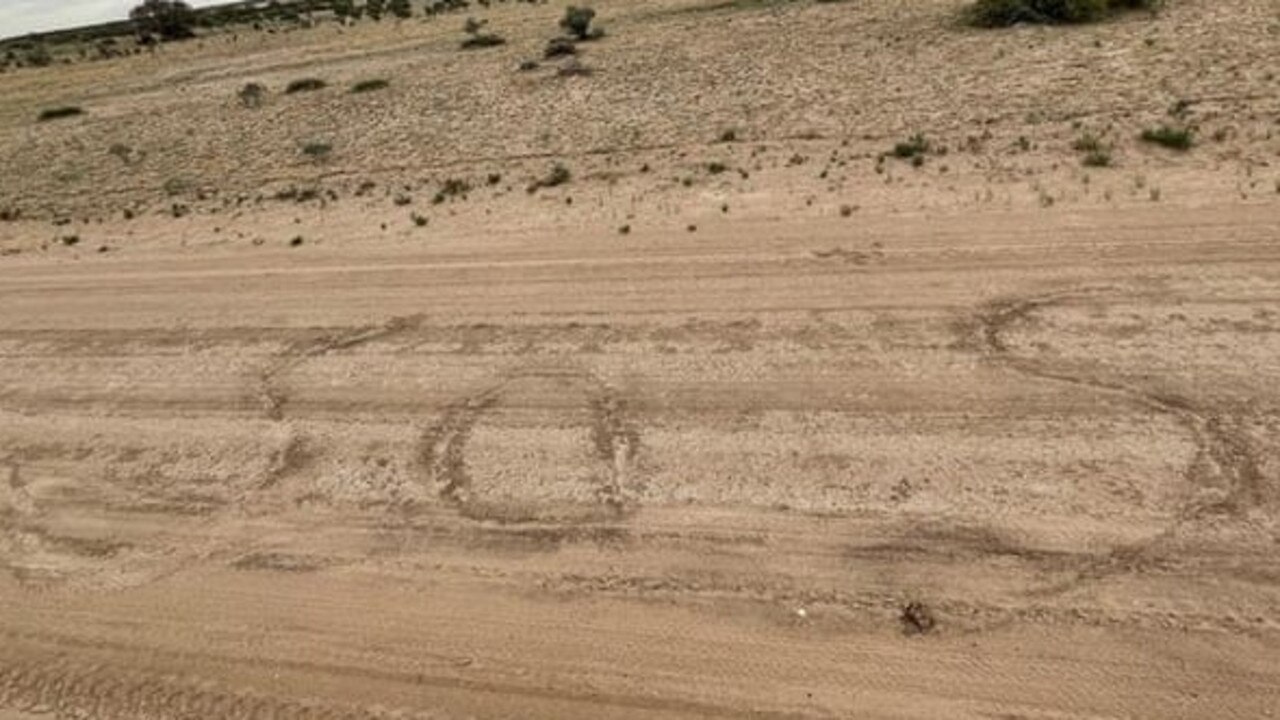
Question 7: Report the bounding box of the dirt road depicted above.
[3,0,1280,715]
[2,201,1279,718]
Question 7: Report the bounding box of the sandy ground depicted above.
[2,0,1280,718]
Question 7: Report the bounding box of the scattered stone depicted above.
[901,601,936,635]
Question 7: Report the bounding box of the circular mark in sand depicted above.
[420,366,641,523]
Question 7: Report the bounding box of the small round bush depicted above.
[559,6,598,40]
[238,82,266,107]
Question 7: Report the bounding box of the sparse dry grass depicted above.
[0,0,1270,223]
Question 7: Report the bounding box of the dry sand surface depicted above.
[2,0,1280,717]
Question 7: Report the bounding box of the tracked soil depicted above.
[2,0,1280,717]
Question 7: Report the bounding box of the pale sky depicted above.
[0,0,219,40]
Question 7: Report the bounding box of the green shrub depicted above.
[285,78,326,94]
[389,0,412,19]
[1140,125,1193,150]
[461,18,506,49]
[1074,132,1113,166]
[433,178,471,203]
[130,0,197,41]
[238,82,266,107]
[559,6,602,41]
[301,141,332,159]
[890,134,930,159]
[38,106,85,122]
[350,79,389,93]
[25,45,53,67]
[333,0,357,19]
[966,0,1160,27]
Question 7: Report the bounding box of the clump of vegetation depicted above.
[130,0,196,41]
[559,6,604,41]
[706,161,729,174]
[1082,148,1112,167]
[332,0,358,20]
[350,79,389,93]
[1140,125,1194,151]
[891,134,929,158]
[518,59,540,71]
[389,0,413,19]
[544,37,577,58]
[433,178,471,203]
[718,129,738,143]
[1073,132,1113,166]
[889,134,930,163]
[461,17,506,49]
[965,0,1161,27]
[24,45,53,67]
[238,82,266,108]
[301,141,332,160]
[412,213,429,227]
[285,78,326,94]
[37,106,85,122]
[527,163,572,193]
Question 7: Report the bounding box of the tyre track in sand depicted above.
[252,314,426,422]
[0,316,433,592]
[418,365,643,524]
[966,284,1272,587]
